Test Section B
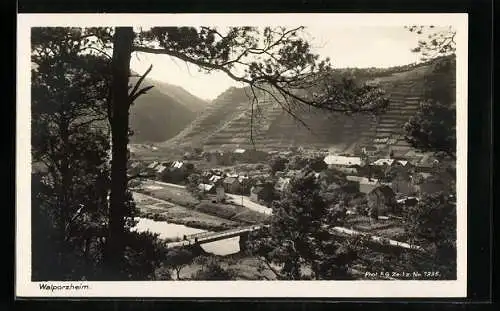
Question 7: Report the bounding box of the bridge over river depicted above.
[165,224,268,249]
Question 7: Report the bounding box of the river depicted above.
[132,217,241,256]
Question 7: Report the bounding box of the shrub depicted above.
[191,256,236,280]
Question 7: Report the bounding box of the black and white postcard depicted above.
[16,13,468,297]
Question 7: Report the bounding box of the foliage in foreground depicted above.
[246,172,358,280]
[31,27,166,281]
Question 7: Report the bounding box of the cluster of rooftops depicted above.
[322,154,436,168]
[323,155,411,167]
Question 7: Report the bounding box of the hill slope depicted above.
[148,80,208,113]
[164,58,455,154]
[128,76,209,143]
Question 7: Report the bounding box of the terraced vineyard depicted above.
[163,60,455,153]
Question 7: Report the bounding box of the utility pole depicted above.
[240,182,245,207]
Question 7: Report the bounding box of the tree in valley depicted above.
[307,156,328,172]
[163,248,196,280]
[191,255,236,280]
[287,155,309,170]
[402,193,456,279]
[269,156,289,175]
[403,95,456,157]
[404,26,457,158]
[246,172,358,280]
[186,172,204,199]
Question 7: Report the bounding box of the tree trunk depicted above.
[59,122,70,238]
[105,27,134,279]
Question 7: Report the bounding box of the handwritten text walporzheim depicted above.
[39,283,90,292]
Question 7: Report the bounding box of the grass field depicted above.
[345,214,406,240]
[139,181,200,207]
[195,201,269,224]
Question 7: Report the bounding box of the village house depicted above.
[286,170,302,178]
[232,148,247,161]
[391,178,416,197]
[250,183,275,203]
[386,165,416,196]
[372,158,410,167]
[416,177,447,195]
[397,160,410,167]
[158,160,189,183]
[222,176,241,194]
[275,171,286,178]
[198,183,216,194]
[171,160,184,169]
[397,196,419,207]
[346,175,381,194]
[323,155,363,169]
[212,169,224,176]
[237,175,251,194]
[128,161,144,176]
[279,151,293,157]
[217,152,234,165]
[205,151,218,165]
[336,167,358,175]
[362,145,378,156]
[147,161,160,169]
[201,171,212,183]
[373,137,389,144]
[215,185,225,202]
[412,172,431,183]
[155,163,168,175]
[367,185,398,217]
[413,154,439,173]
[372,158,395,166]
[232,148,268,163]
[145,161,160,174]
[209,174,222,184]
[206,151,233,165]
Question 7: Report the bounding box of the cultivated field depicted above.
[138,180,200,207]
[134,192,241,231]
[345,214,406,240]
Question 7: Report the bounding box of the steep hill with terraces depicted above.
[164,58,455,154]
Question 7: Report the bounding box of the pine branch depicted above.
[128,64,154,104]
[130,85,155,103]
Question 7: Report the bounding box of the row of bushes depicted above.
[195,202,269,224]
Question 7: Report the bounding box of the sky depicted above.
[129,26,428,101]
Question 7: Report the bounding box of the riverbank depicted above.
[134,192,241,232]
